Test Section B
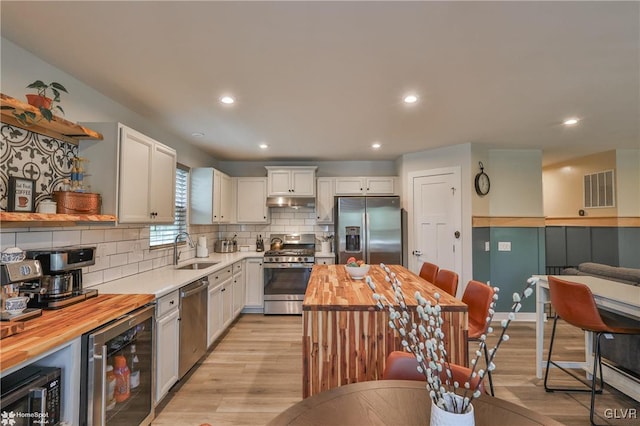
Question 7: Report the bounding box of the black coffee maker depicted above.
[23,246,98,309]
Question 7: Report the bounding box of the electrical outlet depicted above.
[484,241,490,251]
[498,241,511,251]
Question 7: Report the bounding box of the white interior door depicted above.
[410,168,462,278]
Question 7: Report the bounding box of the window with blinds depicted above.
[584,169,615,208]
[150,165,189,247]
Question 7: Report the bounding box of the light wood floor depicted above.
[153,314,638,426]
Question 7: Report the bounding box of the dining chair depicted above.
[382,351,486,394]
[433,269,459,297]
[418,261,439,284]
[544,276,640,425]
[461,280,496,396]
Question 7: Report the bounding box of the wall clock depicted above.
[474,162,490,196]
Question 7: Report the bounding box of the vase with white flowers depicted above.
[366,264,538,425]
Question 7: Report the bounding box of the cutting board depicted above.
[0,322,25,339]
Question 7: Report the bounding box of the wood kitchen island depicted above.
[302,264,468,398]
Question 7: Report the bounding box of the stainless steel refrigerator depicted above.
[335,196,402,265]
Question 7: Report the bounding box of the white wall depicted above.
[0,38,218,169]
[616,149,640,217]
[399,143,473,288]
[489,150,543,217]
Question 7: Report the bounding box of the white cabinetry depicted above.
[207,266,233,346]
[191,168,233,224]
[315,255,335,265]
[334,177,396,195]
[315,177,335,224]
[266,166,317,196]
[236,177,269,223]
[155,290,179,404]
[207,283,223,347]
[232,261,245,317]
[79,123,176,223]
[244,257,264,313]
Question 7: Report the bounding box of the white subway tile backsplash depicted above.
[138,260,153,273]
[83,270,104,288]
[103,266,123,282]
[128,250,144,263]
[116,240,134,253]
[52,230,82,247]
[100,242,118,256]
[122,263,139,278]
[89,255,110,272]
[81,229,105,244]
[0,233,17,250]
[104,228,124,242]
[110,253,128,267]
[16,231,52,249]
[122,228,140,240]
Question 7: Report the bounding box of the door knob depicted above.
[412,250,422,256]
[454,231,461,239]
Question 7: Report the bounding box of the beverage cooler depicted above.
[80,305,154,426]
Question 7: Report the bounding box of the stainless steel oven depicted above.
[263,234,315,315]
[80,304,154,426]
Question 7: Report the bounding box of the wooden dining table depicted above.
[302,264,468,398]
[268,380,564,426]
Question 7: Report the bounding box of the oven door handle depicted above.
[263,263,314,269]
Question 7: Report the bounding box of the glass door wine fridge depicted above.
[80,305,154,426]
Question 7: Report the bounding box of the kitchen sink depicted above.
[176,262,219,270]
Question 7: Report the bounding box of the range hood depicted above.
[266,196,315,208]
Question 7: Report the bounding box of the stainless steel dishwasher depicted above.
[178,277,208,378]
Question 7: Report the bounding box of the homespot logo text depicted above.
[1,411,50,425]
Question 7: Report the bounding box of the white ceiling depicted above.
[1,1,638,165]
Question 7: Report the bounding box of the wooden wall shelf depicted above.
[0,212,116,227]
[0,93,103,144]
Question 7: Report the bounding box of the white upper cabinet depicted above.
[265,166,317,196]
[315,178,334,224]
[191,168,233,224]
[79,123,176,224]
[334,177,397,196]
[236,177,269,223]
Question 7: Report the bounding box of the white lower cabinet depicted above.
[222,277,233,328]
[232,261,245,317]
[207,266,233,346]
[207,283,224,347]
[315,256,335,265]
[155,290,179,405]
[244,257,264,312]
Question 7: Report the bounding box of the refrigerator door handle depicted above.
[364,212,369,264]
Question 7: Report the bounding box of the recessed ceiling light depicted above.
[372,143,381,149]
[403,94,418,104]
[191,132,204,137]
[220,96,235,104]
[259,143,268,149]
[563,118,579,126]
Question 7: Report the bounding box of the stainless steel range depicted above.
[263,233,315,315]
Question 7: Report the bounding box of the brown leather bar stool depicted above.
[544,276,640,425]
[419,261,439,284]
[433,269,459,297]
[461,280,496,396]
[382,351,486,394]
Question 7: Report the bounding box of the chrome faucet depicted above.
[174,232,195,265]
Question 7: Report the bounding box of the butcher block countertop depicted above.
[0,294,154,373]
[303,264,467,311]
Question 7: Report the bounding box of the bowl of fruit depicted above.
[345,257,370,280]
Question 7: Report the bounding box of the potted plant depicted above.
[7,80,68,125]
